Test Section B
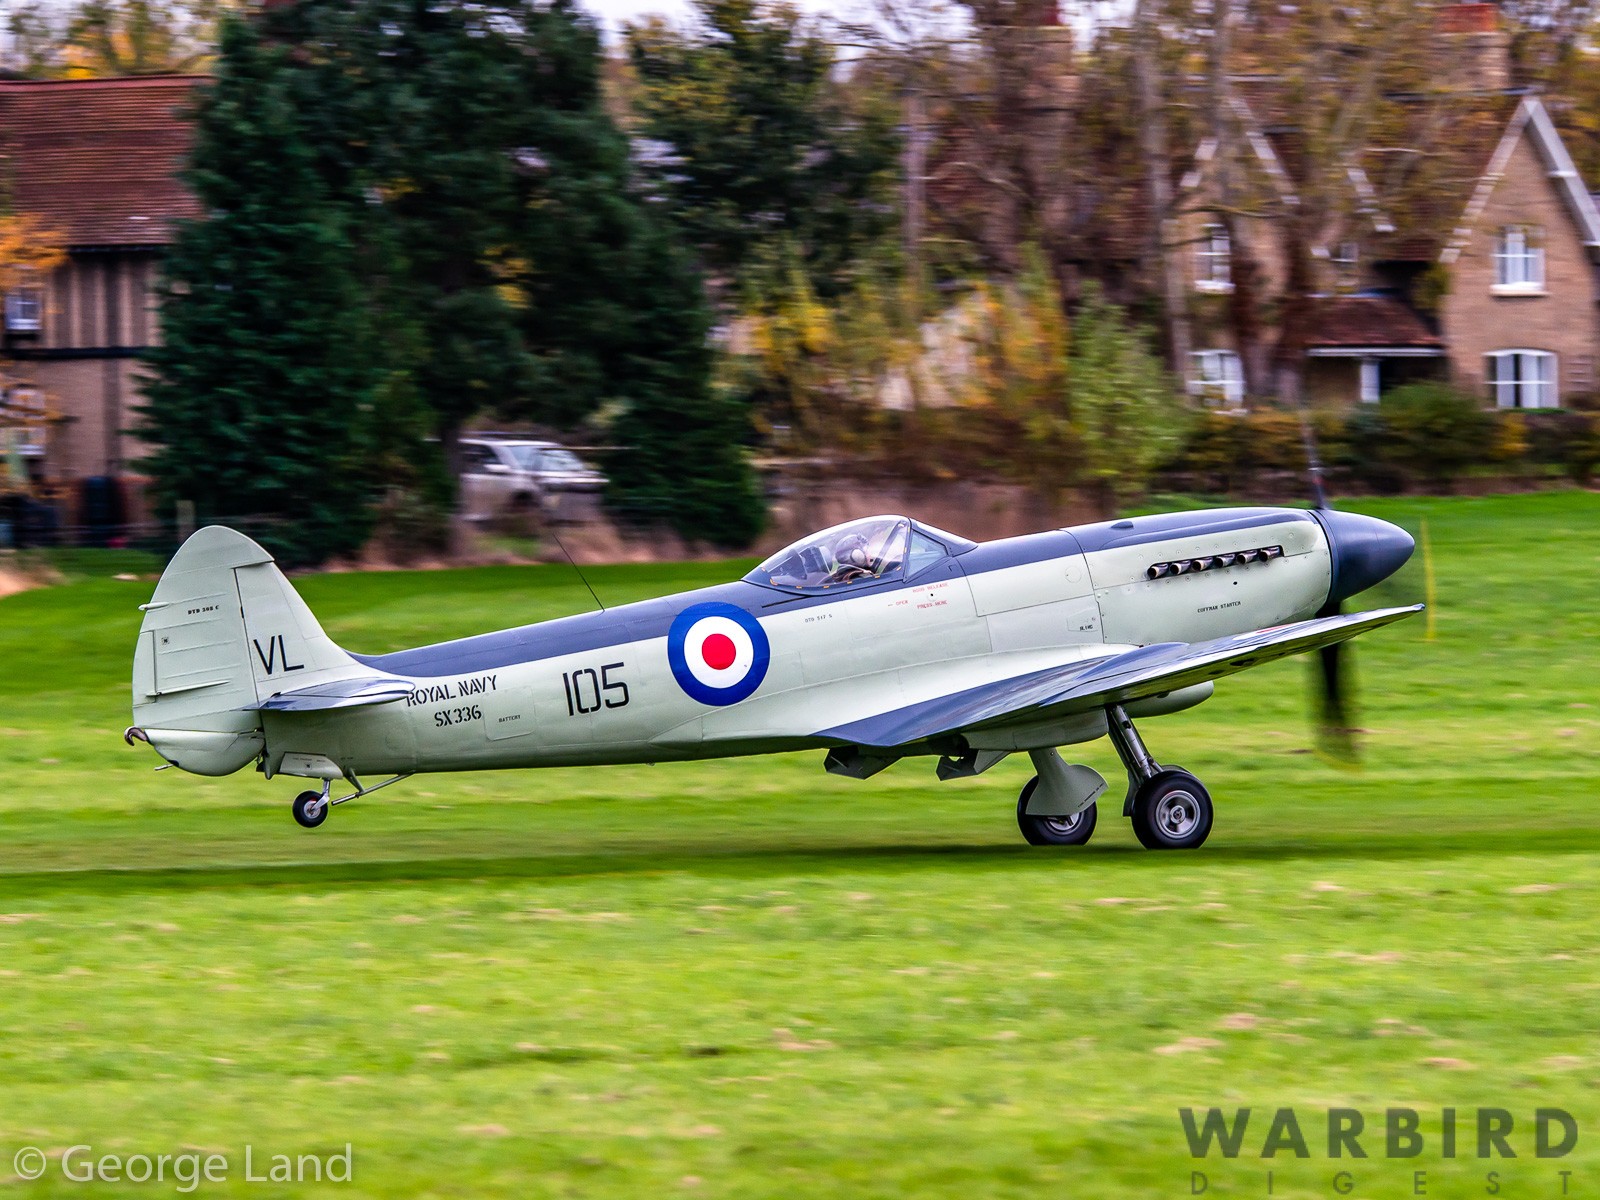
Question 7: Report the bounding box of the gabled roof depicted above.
[1179,94,1302,211]
[1185,79,1600,267]
[1358,91,1520,261]
[1438,95,1600,263]
[0,75,202,248]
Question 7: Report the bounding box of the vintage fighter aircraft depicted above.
[125,506,1418,849]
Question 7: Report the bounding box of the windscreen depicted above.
[751,517,910,591]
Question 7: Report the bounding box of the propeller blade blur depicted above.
[1312,598,1359,763]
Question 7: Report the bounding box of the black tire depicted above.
[1016,776,1098,846]
[292,790,329,829]
[1130,769,1212,850]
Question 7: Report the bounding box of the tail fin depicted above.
[129,527,365,776]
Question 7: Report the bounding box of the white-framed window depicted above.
[1359,357,1381,404]
[1334,240,1360,289]
[4,286,42,333]
[1486,349,1558,408]
[1,386,47,456]
[1195,223,1232,292]
[1493,225,1544,292]
[1190,349,1245,407]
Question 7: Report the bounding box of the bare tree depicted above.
[1132,0,1190,372]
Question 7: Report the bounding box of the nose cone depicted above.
[1314,509,1414,606]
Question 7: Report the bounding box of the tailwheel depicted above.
[1129,769,1213,850]
[292,789,329,829]
[1016,776,1098,846]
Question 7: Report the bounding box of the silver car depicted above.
[458,437,605,523]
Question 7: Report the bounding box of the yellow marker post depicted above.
[1421,519,1437,642]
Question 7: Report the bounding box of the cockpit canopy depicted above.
[747,515,975,593]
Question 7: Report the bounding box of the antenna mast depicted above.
[544,525,606,613]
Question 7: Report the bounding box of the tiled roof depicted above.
[1303,294,1443,349]
[1223,77,1521,262]
[0,76,202,248]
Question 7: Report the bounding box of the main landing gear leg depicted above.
[1104,703,1214,851]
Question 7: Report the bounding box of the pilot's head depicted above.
[835,533,871,569]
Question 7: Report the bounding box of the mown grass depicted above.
[0,493,1597,1198]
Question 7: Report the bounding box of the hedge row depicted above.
[1169,384,1600,494]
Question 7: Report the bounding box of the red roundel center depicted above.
[701,632,738,671]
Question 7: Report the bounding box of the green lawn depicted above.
[0,493,1597,1198]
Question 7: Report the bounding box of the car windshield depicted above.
[502,444,549,471]
[541,449,587,473]
[751,516,911,591]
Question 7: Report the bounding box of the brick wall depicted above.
[1440,132,1600,403]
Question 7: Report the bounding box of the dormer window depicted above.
[1195,223,1232,293]
[1493,225,1544,292]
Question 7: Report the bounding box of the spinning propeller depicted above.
[1296,420,1422,761]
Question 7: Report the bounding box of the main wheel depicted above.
[1016,776,1098,846]
[1130,769,1212,850]
[292,790,329,829]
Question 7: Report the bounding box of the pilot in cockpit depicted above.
[828,533,876,584]
[755,516,910,590]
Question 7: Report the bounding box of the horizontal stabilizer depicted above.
[252,675,416,712]
[820,605,1422,750]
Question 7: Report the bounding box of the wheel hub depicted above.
[1043,812,1082,835]
[1155,790,1200,838]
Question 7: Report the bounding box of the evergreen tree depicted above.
[282,0,535,464]
[144,1,764,555]
[626,0,901,296]
[139,17,383,566]
[499,1,765,541]
[277,0,765,544]
[604,220,765,546]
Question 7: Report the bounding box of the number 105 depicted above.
[562,662,629,716]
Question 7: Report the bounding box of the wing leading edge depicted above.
[818,605,1422,751]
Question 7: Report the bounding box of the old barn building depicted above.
[0,75,201,490]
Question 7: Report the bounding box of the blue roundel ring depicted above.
[667,602,771,706]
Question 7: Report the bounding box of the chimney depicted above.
[1435,4,1511,92]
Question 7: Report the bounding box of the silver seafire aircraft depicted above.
[125,506,1418,850]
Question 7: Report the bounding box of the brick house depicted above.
[0,76,201,486]
[1178,5,1600,412]
[1433,96,1600,406]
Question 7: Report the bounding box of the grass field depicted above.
[1,493,1598,1198]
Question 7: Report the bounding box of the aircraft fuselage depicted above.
[259,507,1340,779]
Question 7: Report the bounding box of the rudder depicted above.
[129,526,358,776]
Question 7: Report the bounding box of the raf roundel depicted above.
[667,602,771,706]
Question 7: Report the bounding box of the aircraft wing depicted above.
[818,605,1422,751]
[251,675,416,712]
